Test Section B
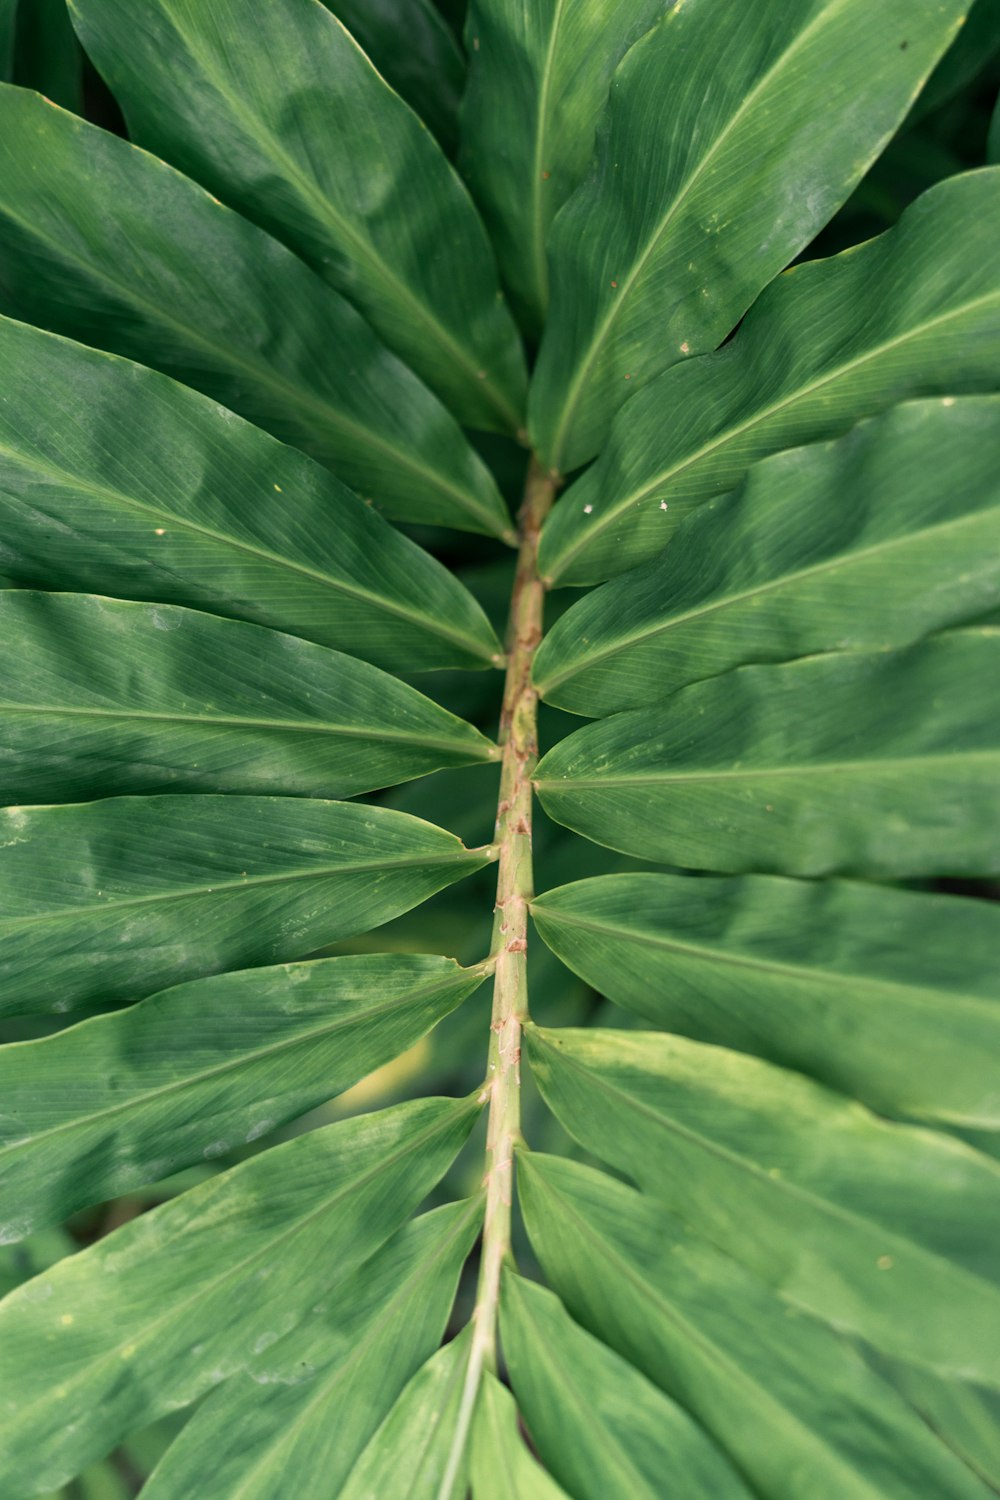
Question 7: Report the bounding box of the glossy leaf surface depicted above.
[527,1025,1000,1380]
[0,953,487,1234]
[0,318,501,672]
[460,0,666,329]
[520,1153,993,1500]
[539,170,1000,583]
[530,0,969,470]
[0,1097,479,1493]
[535,398,1000,713]
[531,873,1000,1132]
[70,0,527,431]
[0,796,490,1016]
[500,1269,752,1500]
[0,593,496,804]
[143,1202,481,1500]
[536,632,1000,877]
[0,87,509,535]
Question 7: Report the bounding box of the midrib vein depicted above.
[539,750,997,789]
[1,850,474,927]
[0,701,489,756]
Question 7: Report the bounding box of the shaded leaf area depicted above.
[535,398,1000,713]
[519,1153,995,1500]
[527,1026,1000,1382]
[0,594,496,804]
[142,1201,481,1499]
[539,170,1000,584]
[0,1097,479,1493]
[70,0,527,431]
[0,796,491,1016]
[537,631,1000,877]
[0,318,501,672]
[0,953,488,1235]
[530,0,969,470]
[460,0,665,331]
[501,1270,753,1500]
[11,0,83,112]
[531,873,1000,1133]
[323,0,465,153]
[0,87,508,536]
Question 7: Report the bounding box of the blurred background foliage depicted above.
[1,0,997,1490]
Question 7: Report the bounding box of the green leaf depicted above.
[0,317,502,672]
[529,0,970,471]
[324,0,465,152]
[531,873,1000,1134]
[0,952,488,1235]
[990,89,1000,164]
[460,0,665,330]
[527,1025,1000,1382]
[0,796,491,1018]
[142,1201,481,1500]
[538,170,1000,584]
[519,1151,994,1500]
[338,1324,474,1500]
[0,88,509,538]
[535,631,1000,877]
[874,1357,1000,1489]
[0,593,497,804]
[499,1269,752,1500]
[470,1370,572,1500]
[534,398,1000,713]
[69,0,527,432]
[0,1095,479,1494]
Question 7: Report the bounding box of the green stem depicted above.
[442,459,556,1488]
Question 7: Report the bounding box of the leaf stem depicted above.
[466,457,556,1397]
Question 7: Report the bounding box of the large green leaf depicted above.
[470,1371,572,1500]
[874,1356,1000,1490]
[338,1325,473,1500]
[0,1096,479,1494]
[69,0,527,432]
[0,952,488,1234]
[529,0,969,471]
[500,1269,752,1500]
[531,874,1000,1133]
[520,1153,994,1500]
[142,1201,481,1500]
[0,593,497,804]
[0,796,491,1017]
[324,0,465,152]
[527,1025,1000,1381]
[534,398,1000,713]
[460,0,665,330]
[538,170,1000,584]
[0,317,501,672]
[536,631,1000,877]
[0,88,509,537]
